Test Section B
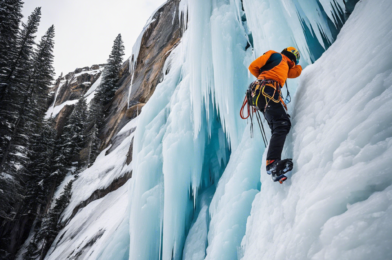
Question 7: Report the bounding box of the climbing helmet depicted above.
[282,47,300,65]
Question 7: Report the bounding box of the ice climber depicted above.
[247,47,302,183]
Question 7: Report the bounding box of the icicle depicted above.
[127,71,135,109]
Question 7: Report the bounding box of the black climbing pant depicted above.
[257,100,291,160]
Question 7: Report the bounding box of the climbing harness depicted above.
[240,81,268,147]
[240,80,291,147]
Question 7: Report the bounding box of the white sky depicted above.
[22,0,167,77]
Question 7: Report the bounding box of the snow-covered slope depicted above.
[241,0,392,259]
[45,117,137,260]
[46,179,132,260]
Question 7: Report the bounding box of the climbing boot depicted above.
[266,159,293,184]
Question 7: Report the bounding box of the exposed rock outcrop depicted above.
[54,104,74,136]
[68,171,132,221]
[50,65,105,105]
[101,0,182,149]
[48,64,105,133]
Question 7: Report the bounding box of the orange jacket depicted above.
[249,50,302,86]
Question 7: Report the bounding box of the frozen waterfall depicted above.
[43,0,392,259]
[128,0,353,259]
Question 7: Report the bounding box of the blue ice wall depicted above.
[125,0,358,259]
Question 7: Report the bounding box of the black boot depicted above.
[266,159,293,183]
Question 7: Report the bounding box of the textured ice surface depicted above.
[319,0,345,22]
[128,1,247,258]
[241,1,392,259]
[205,131,262,260]
[128,0,353,259]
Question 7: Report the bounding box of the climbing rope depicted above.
[255,109,268,147]
[240,92,268,147]
[284,82,291,104]
[240,96,251,119]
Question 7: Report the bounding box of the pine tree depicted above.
[80,34,125,166]
[86,122,101,167]
[0,0,23,84]
[21,122,57,260]
[0,7,42,169]
[0,23,55,216]
[25,25,56,126]
[17,25,56,193]
[50,138,68,193]
[0,6,41,102]
[55,98,88,173]
[97,34,125,109]
[0,7,41,219]
[84,95,104,167]
[24,122,57,213]
[24,180,74,260]
[9,25,55,176]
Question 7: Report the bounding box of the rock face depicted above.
[48,64,105,133]
[54,104,74,136]
[100,0,182,149]
[51,65,105,105]
[47,0,182,149]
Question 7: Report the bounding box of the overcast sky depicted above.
[22,0,167,77]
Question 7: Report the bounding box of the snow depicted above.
[61,116,137,220]
[85,74,103,104]
[45,179,132,260]
[118,116,139,135]
[46,79,66,117]
[51,174,75,207]
[45,99,78,119]
[71,68,104,83]
[45,115,138,259]
[240,0,392,259]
